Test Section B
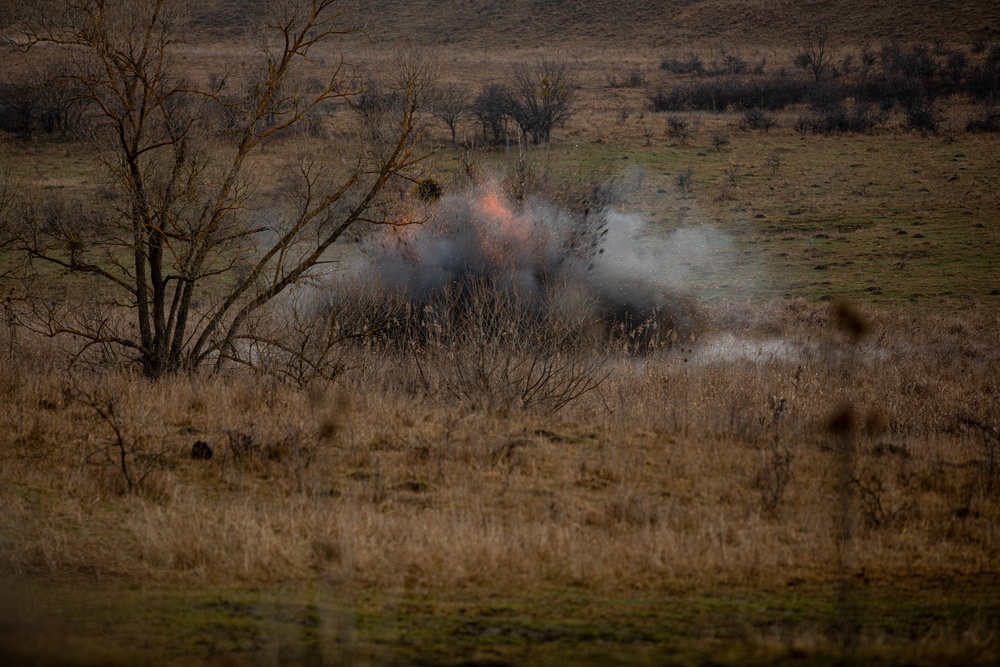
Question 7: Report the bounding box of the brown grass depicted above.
[140,1,998,49]
[1,300,997,594]
[342,1,1000,50]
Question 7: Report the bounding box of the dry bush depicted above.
[410,280,609,413]
[741,107,778,132]
[648,76,811,113]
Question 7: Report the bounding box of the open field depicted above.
[4,579,999,665]
[2,299,998,664]
[9,121,1000,304]
[2,1,1000,664]
[177,0,1000,48]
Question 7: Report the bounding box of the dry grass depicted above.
[133,0,999,50]
[346,1,1000,50]
[1,300,997,596]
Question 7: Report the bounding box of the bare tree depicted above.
[507,60,576,145]
[10,0,430,377]
[472,82,512,146]
[0,146,15,273]
[0,63,81,138]
[794,28,836,82]
[429,84,470,146]
[0,80,36,138]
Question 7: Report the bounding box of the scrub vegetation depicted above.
[1,1,999,664]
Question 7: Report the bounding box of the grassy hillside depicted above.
[5,0,999,47]
[183,0,1000,48]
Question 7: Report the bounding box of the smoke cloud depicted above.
[354,181,727,347]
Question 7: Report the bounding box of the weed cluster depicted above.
[648,75,810,114]
[660,50,765,78]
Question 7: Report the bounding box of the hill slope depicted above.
[7,1,996,49]
[185,0,999,49]
[365,0,998,48]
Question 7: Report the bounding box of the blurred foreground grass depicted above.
[2,575,998,666]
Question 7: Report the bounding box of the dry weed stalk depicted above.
[755,444,794,516]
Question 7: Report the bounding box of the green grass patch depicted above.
[419,129,1000,306]
[3,577,998,665]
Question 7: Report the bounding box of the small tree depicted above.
[0,79,36,137]
[507,60,576,145]
[794,28,837,82]
[0,148,15,277]
[34,64,82,135]
[10,0,430,377]
[471,83,512,146]
[429,84,469,147]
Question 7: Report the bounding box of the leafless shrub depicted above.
[228,278,399,388]
[70,381,168,496]
[710,130,731,151]
[641,123,654,146]
[675,166,694,193]
[904,101,941,133]
[606,68,646,88]
[717,53,750,76]
[766,152,782,175]
[754,445,793,516]
[740,107,777,132]
[722,162,741,188]
[796,102,886,134]
[0,148,16,281]
[648,76,811,113]
[851,465,915,530]
[660,52,704,76]
[957,415,1000,498]
[625,68,646,88]
[0,63,83,139]
[966,45,1000,101]
[415,281,609,414]
[664,115,689,143]
[966,104,1000,132]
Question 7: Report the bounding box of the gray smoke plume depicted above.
[357,182,711,348]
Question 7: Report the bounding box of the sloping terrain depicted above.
[182,0,999,48]
[3,1,997,48]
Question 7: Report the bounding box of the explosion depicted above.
[361,182,703,350]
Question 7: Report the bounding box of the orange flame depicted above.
[377,185,543,275]
[475,187,534,268]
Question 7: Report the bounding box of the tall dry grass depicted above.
[0,298,997,594]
